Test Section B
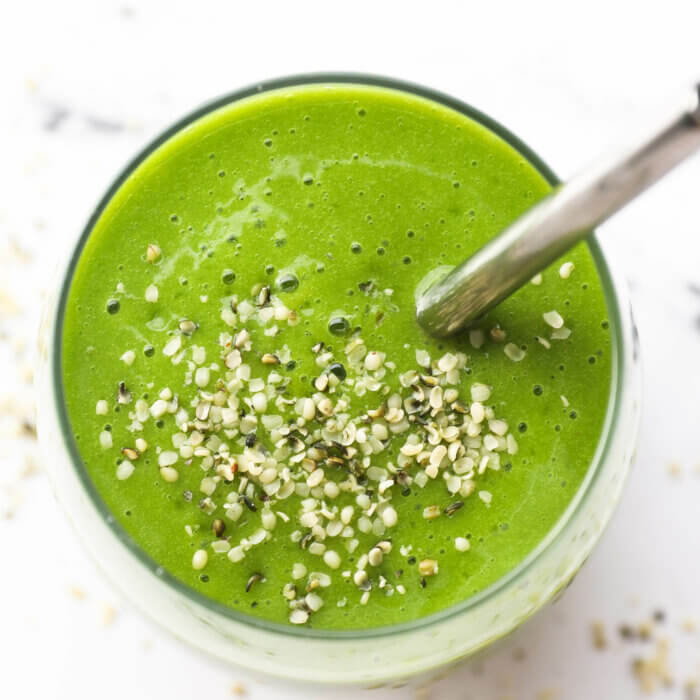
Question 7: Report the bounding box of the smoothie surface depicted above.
[61,83,612,629]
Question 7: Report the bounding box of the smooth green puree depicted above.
[62,84,612,630]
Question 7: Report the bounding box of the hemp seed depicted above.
[368,547,383,567]
[146,243,161,262]
[192,549,208,570]
[559,262,575,279]
[455,537,470,552]
[418,559,438,576]
[543,310,564,329]
[289,608,309,624]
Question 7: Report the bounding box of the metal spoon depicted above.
[416,82,700,337]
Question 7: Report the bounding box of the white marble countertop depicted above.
[2,1,700,697]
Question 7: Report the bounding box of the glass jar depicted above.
[36,74,641,686]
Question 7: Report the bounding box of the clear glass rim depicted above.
[52,72,626,641]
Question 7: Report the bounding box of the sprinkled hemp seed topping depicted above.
[103,281,521,626]
[146,243,161,263]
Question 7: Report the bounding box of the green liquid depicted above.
[62,84,611,629]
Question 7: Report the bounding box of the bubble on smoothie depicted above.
[351,242,362,254]
[328,316,350,336]
[263,138,273,148]
[268,230,285,247]
[277,273,299,292]
[221,269,236,284]
[302,173,314,186]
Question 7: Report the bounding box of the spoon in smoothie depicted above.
[416,81,700,337]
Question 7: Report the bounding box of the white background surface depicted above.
[2,1,700,698]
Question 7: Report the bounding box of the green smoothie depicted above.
[61,83,611,629]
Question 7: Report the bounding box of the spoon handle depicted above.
[416,82,700,337]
